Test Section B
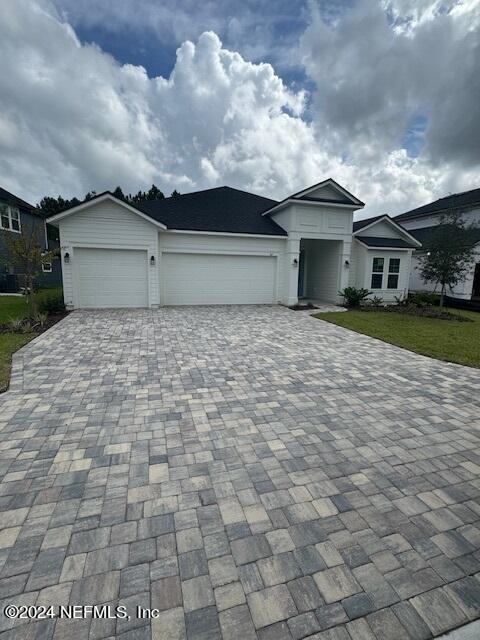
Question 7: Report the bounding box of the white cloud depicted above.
[0,0,479,219]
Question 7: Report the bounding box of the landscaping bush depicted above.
[407,291,440,308]
[339,287,371,308]
[37,290,65,314]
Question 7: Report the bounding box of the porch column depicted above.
[285,238,301,306]
[338,239,352,301]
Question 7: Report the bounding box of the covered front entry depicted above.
[162,252,277,305]
[298,239,343,303]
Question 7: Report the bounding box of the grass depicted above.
[315,308,480,368]
[0,287,63,323]
[0,333,36,392]
[0,288,63,391]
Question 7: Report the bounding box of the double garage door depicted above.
[74,248,276,308]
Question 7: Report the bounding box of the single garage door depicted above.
[74,248,148,308]
[163,253,276,305]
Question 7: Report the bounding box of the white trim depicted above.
[354,215,422,247]
[355,238,412,251]
[167,228,287,240]
[41,261,53,273]
[47,193,167,230]
[161,248,280,257]
[292,178,364,205]
[262,198,361,217]
[0,204,21,233]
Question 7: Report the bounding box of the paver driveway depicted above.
[1,306,480,640]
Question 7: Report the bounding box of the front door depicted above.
[472,263,480,300]
[298,249,305,297]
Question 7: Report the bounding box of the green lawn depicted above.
[315,308,480,368]
[0,288,63,323]
[0,333,37,392]
[0,288,62,391]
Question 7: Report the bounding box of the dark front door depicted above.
[472,263,480,300]
[298,249,305,297]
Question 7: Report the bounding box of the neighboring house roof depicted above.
[0,187,36,213]
[355,236,418,249]
[136,186,286,236]
[352,214,422,248]
[394,188,480,222]
[408,225,480,246]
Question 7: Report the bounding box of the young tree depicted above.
[170,189,181,198]
[2,225,56,317]
[419,210,479,308]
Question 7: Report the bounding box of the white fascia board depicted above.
[166,228,287,240]
[47,193,167,230]
[262,198,362,216]
[354,215,422,247]
[355,238,412,251]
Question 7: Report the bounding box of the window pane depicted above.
[389,258,400,273]
[371,273,383,289]
[10,208,19,221]
[387,274,399,289]
[42,262,52,273]
[11,218,20,231]
[1,213,9,229]
[372,257,384,272]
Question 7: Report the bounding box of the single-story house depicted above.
[47,179,421,309]
[394,188,480,301]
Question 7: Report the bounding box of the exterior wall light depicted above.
[150,255,156,266]
[344,260,350,267]
[293,258,298,266]
[64,252,70,263]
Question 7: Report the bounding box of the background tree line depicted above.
[37,184,179,219]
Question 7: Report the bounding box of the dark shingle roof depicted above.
[136,186,286,236]
[352,214,385,233]
[0,187,35,212]
[395,188,480,222]
[409,225,480,246]
[356,236,418,249]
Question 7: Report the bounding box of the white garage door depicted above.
[74,248,148,308]
[163,253,276,305]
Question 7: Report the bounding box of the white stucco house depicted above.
[47,179,421,309]
[394,188,480,302]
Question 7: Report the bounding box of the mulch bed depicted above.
[360,304,472,322]
[0,311,69,335]
[289,303,319,311]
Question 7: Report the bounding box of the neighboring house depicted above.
[351,215,421,302]
[0,187,62,292]
[395,188,480,301]
[47,179,419,309]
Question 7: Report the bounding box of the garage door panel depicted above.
[163,253,276,305]
[75,248,148,308]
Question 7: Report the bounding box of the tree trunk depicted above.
[440,283,445,309]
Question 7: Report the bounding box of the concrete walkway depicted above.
[0,305,479,639]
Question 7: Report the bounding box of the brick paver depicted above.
[0,305,479,639]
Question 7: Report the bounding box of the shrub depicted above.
[339,287,371,308]
[8,317,24,333]
[407,291,440,308]
[32,312,48,328]
[37,291,65,314]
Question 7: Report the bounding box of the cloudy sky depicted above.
[1,0,479,217]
